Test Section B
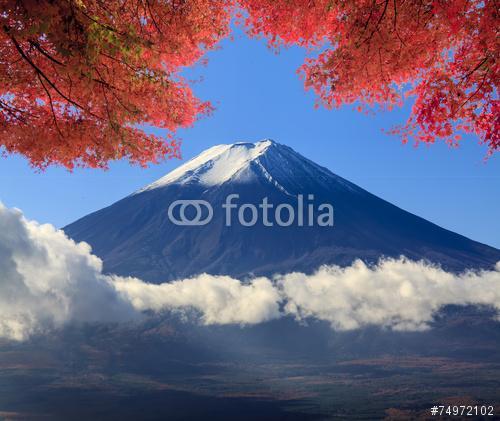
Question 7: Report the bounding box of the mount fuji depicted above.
[64,139,500,282]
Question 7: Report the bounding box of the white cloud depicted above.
[0,204,137,341]
[278,259,500,331]
[0,203,499,341]
[0,203,280,340]
[113,274,281,325]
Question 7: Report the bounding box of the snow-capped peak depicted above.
[137,139,276,192]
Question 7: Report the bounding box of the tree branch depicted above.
[7,31,104,120]
[37,73,65,139]
[28,40,65,66]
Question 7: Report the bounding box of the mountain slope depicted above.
[64,139,500,282]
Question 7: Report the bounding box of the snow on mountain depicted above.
[137,139,275,192]
[136,138,358,195]
[64,139,500,282]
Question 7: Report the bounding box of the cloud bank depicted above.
[0,204,137,340]
[113,275,281,325]
[279,260,500,331]
[0,203,499,341]
[0,203,281,340]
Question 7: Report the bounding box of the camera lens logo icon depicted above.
[167,200,213,226]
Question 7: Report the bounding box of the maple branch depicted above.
[94,66,137,114]
[0,100,28,124]
[77,8,124,36]
[461,56,489,83]
[145,0,163,34]
[7,31,104,120]
[354,0,376,46]
[361,0,390,46]
[37,73,65,139]
[28,40,65,66]
[100,51,140,72]
[393,0,397,30]
[455,71,490,115]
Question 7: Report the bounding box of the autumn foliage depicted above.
[0,0,231,168]
[240,0,499,154]
[1,0,498,169]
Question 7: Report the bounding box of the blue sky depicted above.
[1,27,499,248]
